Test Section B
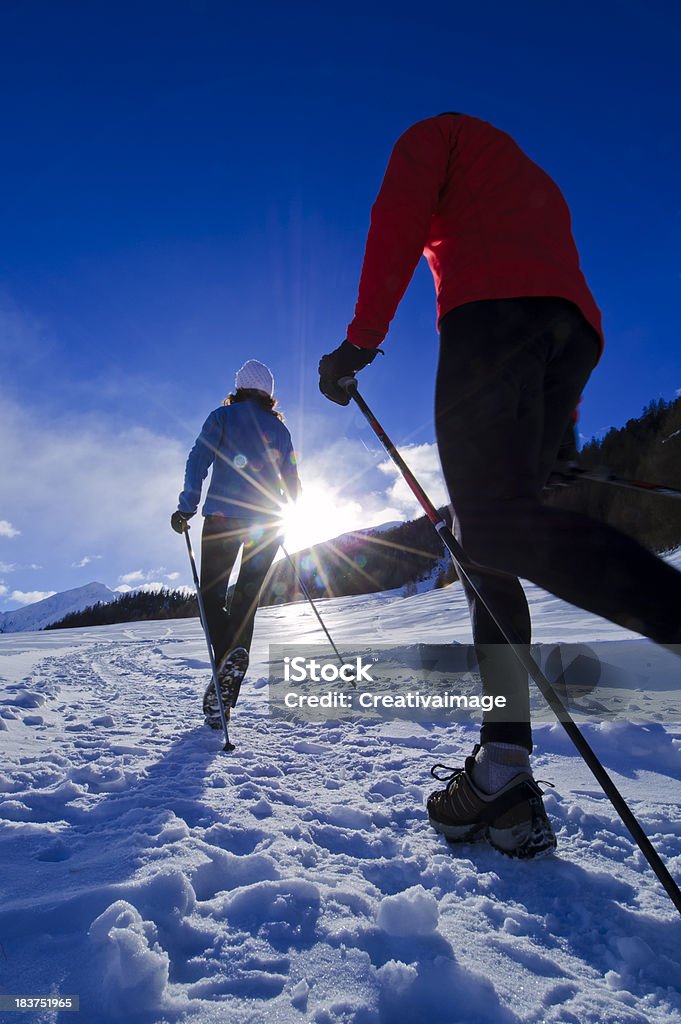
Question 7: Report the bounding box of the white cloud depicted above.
[0,392,188,593]
[119,570,145,584]
[72,555,102,568]
[0,561,16,573]
[0,583,7,596]
[118,568,167,585]
[116,565,177,592]
[377,443,449,519]
[10,589,57,605]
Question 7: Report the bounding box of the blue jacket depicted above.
[178,401,299,521]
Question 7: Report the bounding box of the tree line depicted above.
[45,587,198,630]
[547,396,681,551]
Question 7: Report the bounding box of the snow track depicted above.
[1,585,680,1023]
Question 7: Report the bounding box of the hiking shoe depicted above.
[427,751,557,860]
[202,647,249,728]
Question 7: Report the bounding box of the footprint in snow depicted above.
[92,715,115,728]
[22,715,44,727]
[369,779,405,799]
[252,798,273,819]
[3,690,45,709]
[291,740,330,755]
[317,805,374,830]
[35,839,73,862]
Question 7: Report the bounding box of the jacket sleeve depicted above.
[177,410,222,514]
[280,430,301,503]
[347,118,451,348]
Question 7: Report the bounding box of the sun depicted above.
[278,481,363,554]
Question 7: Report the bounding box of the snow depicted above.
[375,886,439,936]
[0,581,116,633]
[363,521,404,535]
[1,565,680,1023]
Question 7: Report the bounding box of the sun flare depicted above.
[278,481,364,554]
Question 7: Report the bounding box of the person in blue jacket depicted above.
[171,360,300,673]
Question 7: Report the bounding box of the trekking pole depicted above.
[340,377,681,917]
[281,544,349,677]
[181,526,234,752]
[551,464,681,501]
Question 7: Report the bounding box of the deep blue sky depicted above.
[0,0,680,605]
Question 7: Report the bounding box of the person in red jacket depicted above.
[319,113,681,860]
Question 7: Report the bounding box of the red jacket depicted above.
[347,114,603,349]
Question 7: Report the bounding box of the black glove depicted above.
[171,510,194,534]
[318,340,380,406]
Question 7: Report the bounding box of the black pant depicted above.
[200,516,281,666]
[436,298,681,751]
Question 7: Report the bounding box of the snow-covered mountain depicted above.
[360,519,404,535]
[0,581,116,633]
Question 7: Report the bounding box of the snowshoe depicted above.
[203,647,249,729]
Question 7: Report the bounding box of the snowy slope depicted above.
[0,571,680,1023]
[0,582,116,634]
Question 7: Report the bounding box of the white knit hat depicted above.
[235,359,274,397]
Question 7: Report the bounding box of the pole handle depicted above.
[339,376,358,394]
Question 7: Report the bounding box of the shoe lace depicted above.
[430,763,463,784]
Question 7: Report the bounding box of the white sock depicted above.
[472,742,531,794]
